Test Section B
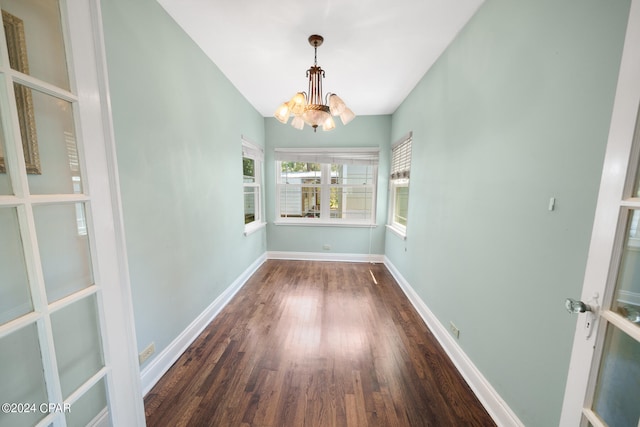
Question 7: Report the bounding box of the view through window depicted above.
[275,149,379,225]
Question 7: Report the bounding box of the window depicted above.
[275,148,379,225]
[242,137,265,235]
[388,132,412,238]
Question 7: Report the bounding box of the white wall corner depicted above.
[139,253,267,395]
[267,251,384,263]
[383,256,524,427]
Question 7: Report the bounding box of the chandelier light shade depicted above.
[274,35,355,132]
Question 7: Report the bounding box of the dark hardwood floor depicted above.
[144,260,495,427]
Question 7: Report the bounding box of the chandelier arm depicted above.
[318,70,322,106]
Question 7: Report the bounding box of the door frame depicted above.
[559,0,640,425]
[67,1,145,424]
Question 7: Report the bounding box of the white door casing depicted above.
[560,1,640,425]
[71,1,146,425]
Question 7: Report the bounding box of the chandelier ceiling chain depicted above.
[274,34,355,132]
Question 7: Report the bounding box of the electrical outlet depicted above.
[139,342,155,364]
[322,244,331,250]
[449,322,460,339]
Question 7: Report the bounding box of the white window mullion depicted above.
[370,165,378,223]
[275,161,282,219]
[0,61,29,199]
[255,160,262,223]
[36,318,66,426]
[19,203,66,425]
[12,72,78,104]
[321,163,331,219]
[0,311,40,339]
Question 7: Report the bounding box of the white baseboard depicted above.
[383,256,524,427]
[267,251,384,263]
[140,253,267,395]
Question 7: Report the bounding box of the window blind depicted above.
[274,148,379,166]
[391,132,412,179]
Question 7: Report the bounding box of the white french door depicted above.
[561,1,640,426]
[0,1,144,426]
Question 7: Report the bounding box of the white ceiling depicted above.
[157,0,484,117]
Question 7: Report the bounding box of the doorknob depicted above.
[565,298,592,314]
[565,297,599,339]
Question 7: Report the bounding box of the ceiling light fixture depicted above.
[274,35,355,132]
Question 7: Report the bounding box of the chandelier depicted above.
[274,35,355,132]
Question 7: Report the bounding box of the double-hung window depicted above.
[242,137,265,235]
[275,148,379,225]
[388,132,412,238]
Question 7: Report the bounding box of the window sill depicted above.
[386,224,407,240]
[244,221,267,236]
[274,220,376,228]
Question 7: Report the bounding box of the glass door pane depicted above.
[591,325,640,426]
[0,206,31,324]
[612,209,640,327]
[51,295,104,398]
[33,203,93,303]
[0,324,48,427]
[19,85,81,195]
[0,0,70,90]
[65,377,107,427]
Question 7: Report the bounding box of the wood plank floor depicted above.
[144,260,495,427]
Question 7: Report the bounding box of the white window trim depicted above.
[388,178,409,238]
[387,180,408,239]
[386,223,407,240]
[274,148,379,227]
[244,220,266,236]
[388,132,412,238]
[242,136,265,235]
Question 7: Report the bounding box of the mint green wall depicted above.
[265,116,391,255]
[385,0,631,425]
[100,0,265,366]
